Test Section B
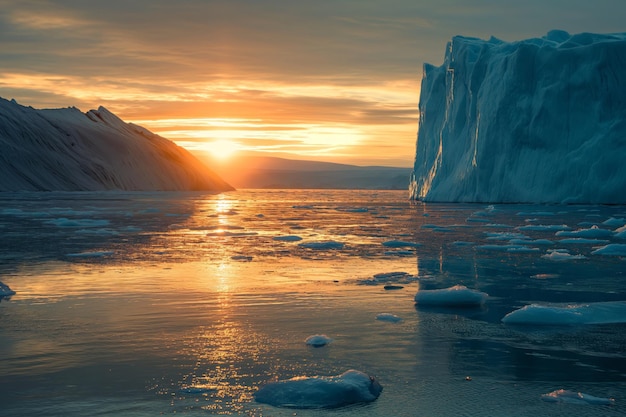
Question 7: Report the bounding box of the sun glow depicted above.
[209,139,239,160]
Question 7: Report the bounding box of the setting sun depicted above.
[209,139,239,160]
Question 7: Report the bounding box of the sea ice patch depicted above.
[254,370,382,409]
[541,249,586,261]
[305,334,333,347]
[591,244,626,256]
[502,301,626,325]
[540,389,615,405]
[376,313,402,323]
[414,285,488,307]
[298,241,345,250]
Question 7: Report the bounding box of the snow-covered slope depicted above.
[0,98,234,191]
[410,31,626,203]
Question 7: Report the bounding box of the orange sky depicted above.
[1,1,623,166]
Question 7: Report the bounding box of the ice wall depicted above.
[0,98,233,191]
[410,31,626,203]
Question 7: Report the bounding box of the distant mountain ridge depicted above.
[203,155,412,190]
[0,98,233,192]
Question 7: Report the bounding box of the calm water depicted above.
[0,189,625,416]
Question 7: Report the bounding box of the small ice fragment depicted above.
[305,334,332,347]
[45,218,110,228]
[231,255,253,261]
[541,389,615,405]
[382,240,421,248]
[254,370,382,408]
[0,281,16,298]
[516,224,570,231]
[66,251,114,258]
[376,313,402,322]
[541,249,586,261]
[555,226,613,239]
[298,241,344,250]
[273,235,303,242]
[384,284,404,290]
[414,285,487,307]
[179,386,216,395]
[602,217,625,227]
[591,244,626,256]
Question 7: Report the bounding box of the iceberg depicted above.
[253,370,382,409]
[0,98,233,191]
[410,31,626,203]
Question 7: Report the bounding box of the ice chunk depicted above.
[414,285,487,307]
[410,32,626,203]
[45,218,110,228]
[298,241,344,250]
[254,370,382,409]
[305,334,332,347]
[376,313,402,322]
[602,217,625,227]
[541,249,586,261]
[273,235,303,242]
[0,281,16,298]
[516,224,570,232]
[541,389,615,405]
[381,240,421,248]
[66,251,114,258]
[555,226,614,239]
[591,244,626,256]
[502,301,626,325]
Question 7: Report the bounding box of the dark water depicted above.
[0,190,625,416]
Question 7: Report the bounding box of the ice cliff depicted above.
[0,98,233,191]
[410,31,626,203]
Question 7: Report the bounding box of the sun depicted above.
[209,139,239,160]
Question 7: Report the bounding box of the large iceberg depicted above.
[0,98,233,191]
[410,31,626,203]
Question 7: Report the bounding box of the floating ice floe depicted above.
[555,226,614,239]
[603,217,626,227]
[485,232,527,241]
[254,370,382,409]
[615,225,626,239]
[414,285,488,307]
[273,235,303,242]
[540,389,615,405]
[298,241,344,250]
[66,251,114,258]
[541,249,586,261]
[357,271,417,286]
[517,224,570,232]
[381,240,421,248]
[0,281,16,298]
[376,313,402,322]
[305,334,333,347]
[558,238,610,245]
[45,218,110,228]
[502,301,626,325]
[231,255,253,261]
[591,244,626,256]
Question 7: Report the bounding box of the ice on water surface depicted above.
[0,190,625,416]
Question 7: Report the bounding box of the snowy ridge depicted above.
[0,98,233,191]
[410,31,626,203]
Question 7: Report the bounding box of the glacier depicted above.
[410,31,626,203]
[0,98,233,191]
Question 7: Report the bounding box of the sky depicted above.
[1,0,625,166]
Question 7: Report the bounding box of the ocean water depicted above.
[0,189,625,416]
